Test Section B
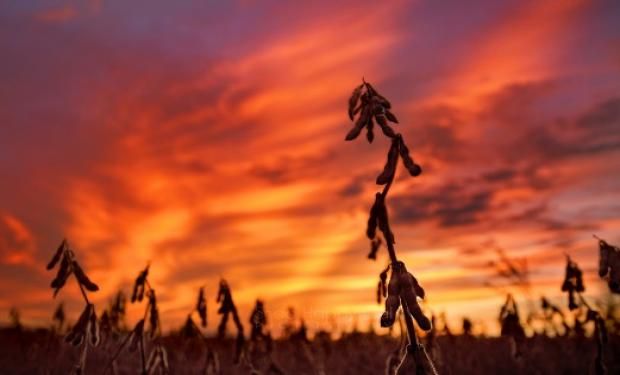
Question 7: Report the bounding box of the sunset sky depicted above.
[1,0,619,335]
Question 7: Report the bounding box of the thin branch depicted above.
[78,281,90,305]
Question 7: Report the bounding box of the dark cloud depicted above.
[577,97,620,130]
[505,94,620,163]
[247,152,333,184]
[338,173,372,198]
[504,204,548,224]
[482,81,557,123]
[389,161,557,231]
[406,106,465,164]
[391,182,493,228]
[482,168,518,183]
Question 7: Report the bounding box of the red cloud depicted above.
[0,213,36,266]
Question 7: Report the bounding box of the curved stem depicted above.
[400,296,419,348]
[78,281,90,305]
[382,151,398,265]
[139,335,147,375]
[381,155,419,348]
[102,330,133,375]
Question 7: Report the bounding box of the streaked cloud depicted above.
[0,0,619,334]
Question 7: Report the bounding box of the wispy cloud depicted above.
[0,0,619,332]
[33,5,78,23]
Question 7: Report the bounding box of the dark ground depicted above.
[1,328,619,374]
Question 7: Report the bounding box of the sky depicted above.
[1,0,619,335]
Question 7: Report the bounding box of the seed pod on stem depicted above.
[596,237,620,293]
[561,256,585,310]
[376,139,400,185]
[132,265,149,303]
[51,254,72,297]
[344,80,435,373]
[397,136,422,177]
[89,306,100,347]
[365,81,391,109]
[385,110,399,124]
[366,118,375,143]
[47,239,67,270]
[375,193,395,245]
[73,261,99,292]
[197,287,207,327]
[399,270,431,331]
[128,319,145,353]
[66,304,94,346]
[46,240,100,374]
[348,83,364,121]
[148,290,159,338]
[249,299,267,341]
[377,265,389,304]
[345,107,370,141]
[375,114,397,138]
[381,263,403,328]
[367,197,379,240]
[368,238,382,260]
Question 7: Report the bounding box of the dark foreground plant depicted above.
[101,290,127,337]
[561,256,585,310]
[561,256,608,374]
[52,302,66,333]
[216,279,245,364]
[246,300,286,375]
[105,264,168,375]
[181,286,224,374]
[595,235,620,294]
[539,297,568,336]
[498,294,525,358]
[345,80,437,375]
[249,299,268,342]
[182,286,208,338]
[46,239,100,374]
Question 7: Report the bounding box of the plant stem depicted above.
[384,221,399,265]
[389,234,418,347]
[140,335,146,375]
[78,280,90,305]
[380,153,419,348]
[103,330,134,374]
[80,332,89,372]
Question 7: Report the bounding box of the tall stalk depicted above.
[345,80,438,374]
[46,239,100,374]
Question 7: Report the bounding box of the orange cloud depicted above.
[0,213,36,266]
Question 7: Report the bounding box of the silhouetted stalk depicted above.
[105,264,167,374]
[46,239,100,374]
[345,80,435,374]
[561,256,608,375]
[382,171,418,348]
[139,335,146,375]
[78,282,90,305]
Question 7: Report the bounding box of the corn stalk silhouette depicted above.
[346,80,438,374]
